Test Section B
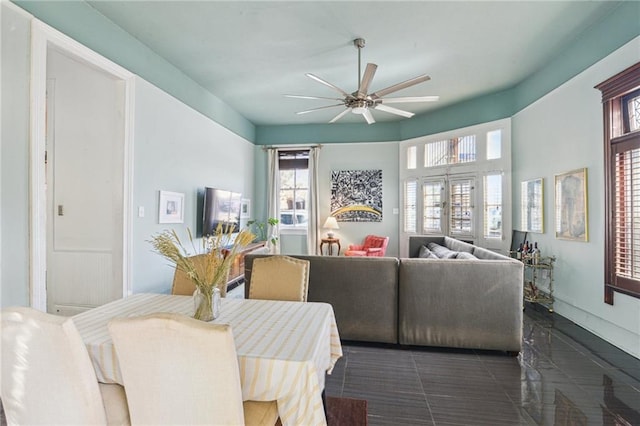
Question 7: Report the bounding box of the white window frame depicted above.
[399,119,512,257]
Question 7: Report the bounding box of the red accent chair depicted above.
[344,235,389,257]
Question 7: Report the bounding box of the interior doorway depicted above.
[30,20,134,313]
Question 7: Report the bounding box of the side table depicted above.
[320,238,341,256]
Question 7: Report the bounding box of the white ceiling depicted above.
[87,1,622,126]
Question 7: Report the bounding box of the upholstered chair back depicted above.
[1,307,129,425]
[249,255,310,302]
[109,313,246,425]
[363,235,389,253]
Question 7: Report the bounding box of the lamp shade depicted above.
[323,217,339,238]
[323,217,339,230]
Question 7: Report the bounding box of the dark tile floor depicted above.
[2,303,638,425]
[324,303,640,425]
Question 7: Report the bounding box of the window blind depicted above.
[422,181,443,234]
[613,146,640,282]
[483,174,502,239]
[404,179,417,233]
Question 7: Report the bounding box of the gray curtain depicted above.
[307,146,321,255]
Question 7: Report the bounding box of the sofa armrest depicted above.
[348,244,364,250]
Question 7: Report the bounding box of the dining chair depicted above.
[108,313,278,425]
[248,255,310,302]
[171,253,231,297]
[0,307,130,425]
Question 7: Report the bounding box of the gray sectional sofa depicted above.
[244,236,523,353]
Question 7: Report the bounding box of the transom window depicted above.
[623,88,640,133]
[424,135,476,167]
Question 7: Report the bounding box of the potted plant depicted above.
[246,217,279,252]
[149,224,255,321]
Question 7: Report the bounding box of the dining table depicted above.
[72,293,343,426]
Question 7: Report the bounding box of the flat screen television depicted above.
[202,187,242,236]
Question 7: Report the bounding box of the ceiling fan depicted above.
[285,38,439,124]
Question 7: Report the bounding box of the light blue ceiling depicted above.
[13,1,640,143]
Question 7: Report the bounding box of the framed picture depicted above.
[330,169,383,222]
[240,198,250,219]
[158,191,185,224]
[555,168,588,241]
[521,178,544,233]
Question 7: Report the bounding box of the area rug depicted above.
[326,396,368,426]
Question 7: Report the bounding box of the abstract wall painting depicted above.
[330,170,382,222]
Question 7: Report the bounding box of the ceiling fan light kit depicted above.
[286,38,439,124]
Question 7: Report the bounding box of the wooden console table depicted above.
[320,238,341,256]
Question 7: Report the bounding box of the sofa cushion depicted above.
[472,246,510,260]
[418,245,438,259]
[245,254,399,344]
[444,236,475,253]
[455,251,478,260]
[427,242,458,259]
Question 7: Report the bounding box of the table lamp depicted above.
[323,216,339,238]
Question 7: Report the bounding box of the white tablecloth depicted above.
[72,293,343,426]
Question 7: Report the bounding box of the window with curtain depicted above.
[596,61,640,304]
[278,150,309,229]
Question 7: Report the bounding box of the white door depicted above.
[418,175,476,240]
[400,174,477,256]
[46,49,125,315]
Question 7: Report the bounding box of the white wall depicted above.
[318,142,400,257]
[0,4,256,302]
[131,78,255,293]
[512,37,640,358]
[253,142,400,257]
[1,2,32,307]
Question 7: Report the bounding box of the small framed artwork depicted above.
[521,178,544,233]
[158,191,185,224]
[240,198,251,219]
[555,168,588,242]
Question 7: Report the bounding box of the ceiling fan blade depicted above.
[306,73,354,99]
[374,103,415,118]
[356,63,378,99]
[379,96,439,104]
[329,108,350,123]
[363,109,375,124]
[370,75,431,100]
[285,94,344,101]
[296,104,344,115]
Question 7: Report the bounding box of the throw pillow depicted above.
[418,245,438,259]
[427,242,458,259]
[444,236,475,253]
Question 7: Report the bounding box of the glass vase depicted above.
[193,286,221,321]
